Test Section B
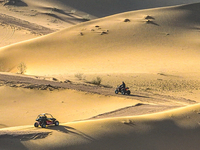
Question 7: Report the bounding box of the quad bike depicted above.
[115,86,131,95]
[34,113,59,128]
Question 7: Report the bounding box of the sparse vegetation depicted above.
[124,18,130,22]
[70,9,76,14]
[101,31,108,35]
[132,79,200,93]
[82,14,90,21]
[91,76,102,85]
[75,73,84,80]
[50,7,58,14]
[146,19,151,23]
[17,62,27,74]
[52,78,58,81]
[145,15,155,20]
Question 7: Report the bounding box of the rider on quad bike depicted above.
[120,81,126,89]
[115,81,131,95]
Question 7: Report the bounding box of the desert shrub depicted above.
[82,14,90,21]
[75,73,84,80]
[17,62,27,74]
[51,7,58,13]
[124,18,130,22]
[145,15,155,20]
[70,9,76,14]
[91,76,102,85]
[101,31,108,35]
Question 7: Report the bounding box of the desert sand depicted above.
[0,0,200,150]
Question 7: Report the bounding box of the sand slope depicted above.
[0,85,141,128]
[1,71,200,130]
[0,0,91,48]
[0,0,200,48]
[0,3,200,75]
[1,104,200,150]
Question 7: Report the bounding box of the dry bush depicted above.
[17,62,27,74]
[91,76,102,85]
[75,73,84,80]
[82,14,90,21]
[124,18,130,22]
[70,10,76,14]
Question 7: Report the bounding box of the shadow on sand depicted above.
[4,0,27,6]
[146,20,159,26]
[125,94,150,99]
[46,125,95,141]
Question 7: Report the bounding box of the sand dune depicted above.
[1,72,196,128]
[0,0,200,46]
[0,84,141,128]
[0,1,200,150]
[20,0,200,18]
[0,0,199,47]
[50,0,200,17]
[0,3,200,75]
[1,104,200,150]
[0,0,92,47]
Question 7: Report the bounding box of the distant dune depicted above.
[0,3,200,75]
[0,0,200,48]
[49,0,200,17]
[21,0,200,18]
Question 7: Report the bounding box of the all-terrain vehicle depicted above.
[115,86,131,95]
[34,113,59,128]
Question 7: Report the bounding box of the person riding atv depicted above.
[115,82,130,95]
[120,82,126,88]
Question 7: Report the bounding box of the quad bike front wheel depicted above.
[55,121,59,126]
[115,90,119,94]
[34,122,39,127]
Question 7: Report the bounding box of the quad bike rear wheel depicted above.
[121,90,125,95]
[127,90,130,95]
[34,122,39,127]
[41,123,46,128]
